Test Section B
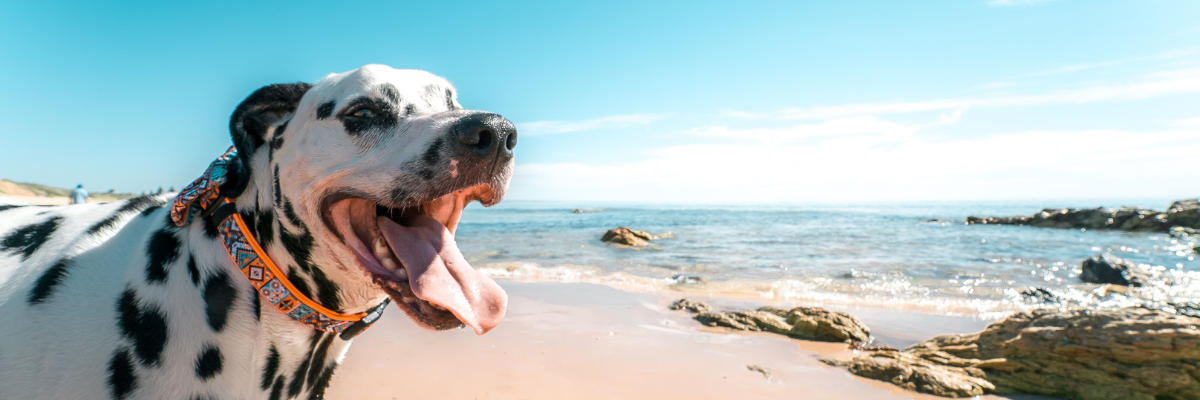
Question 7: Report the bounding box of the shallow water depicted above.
[456,200,1200,317]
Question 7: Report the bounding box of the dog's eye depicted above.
[350,107,376,118]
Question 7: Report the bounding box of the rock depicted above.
[695,310,793,335]
[669,274,704,284]
[1079,254,1150,287]
[601,227,654,246]
[824,308,1200,400]
[1169,226,1199,239]
[672,299,872,343]
[823,350,994,398]
[745,364,772,380]
[1167,199,1200,229]
[1168,199,1199,213]
[1017,287,1061,304]
[964,199,1200,233]
[765,306,871,343]
[850,341,897,352]
[668,298,711,314]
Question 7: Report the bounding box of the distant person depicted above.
[70,184,89,204]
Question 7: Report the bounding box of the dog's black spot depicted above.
[419,168,435,180]
[256,209,275,250]
[288,332,322,397]
[271,120,289,150]
[270,137,284,157]
[273,166,283,207]
[309,267,342,312]
[446,88,457,110]
[280,202,315,274]
[89,214,125,236]
[2,216,62,259]
[380,84,401,104]
[250,284,262,320]
[140,205,161,217]
[27,258,71,304]
[287,356,310,396]
[144,228,180,284]
[116,289,169,367]
[269,376,285,400]
[187,255,201,286]
[202,216,220,238]
[308,363,338,400]
[423,138,443,165]
[194,345,223,381]
[108,347,138,399]
[261,345,280,390]
[307,333,336,389]
[0,204,24,212]
[404,104,417,116]
[288,268,314,299]
[88,196,164,235]
[203,270,237,332]
[316,100,336,120]
[282,198,305,229]
[336,95,399,136]
[240,210,258,237]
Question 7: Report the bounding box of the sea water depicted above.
[456,199,1200,317]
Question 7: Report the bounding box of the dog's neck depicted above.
[219,147,386,317]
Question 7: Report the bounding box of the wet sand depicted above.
[328,282,1057,399]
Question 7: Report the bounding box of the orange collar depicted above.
[172,147,385,339]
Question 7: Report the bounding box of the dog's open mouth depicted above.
[324,184,507,335]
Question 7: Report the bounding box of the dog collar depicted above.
[171,147,386,339]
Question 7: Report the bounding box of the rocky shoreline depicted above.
[825,308,1200,400]
[965,199,1200,234]
[672,298,1200,399]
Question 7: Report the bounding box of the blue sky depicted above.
[1,0,1198,203]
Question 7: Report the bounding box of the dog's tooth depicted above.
[380,257,400,273]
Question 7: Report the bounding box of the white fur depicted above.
[0,64,509,399]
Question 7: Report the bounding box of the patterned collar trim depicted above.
[171,147,386,339]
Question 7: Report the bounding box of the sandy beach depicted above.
[0,195,69,205]
[327,281,1058,400]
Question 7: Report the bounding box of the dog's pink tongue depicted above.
[376,215,507,334]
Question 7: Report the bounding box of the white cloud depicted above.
[728,67,1200,120]
[508,124,1200,203]
[1174,116,1200,128]
[516,113,667,136]
[986,0,1060,6]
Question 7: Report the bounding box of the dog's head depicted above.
[225,64,512,334]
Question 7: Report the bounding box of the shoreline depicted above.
[327,281,1057,400]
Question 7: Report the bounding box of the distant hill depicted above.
[0,179,140,202]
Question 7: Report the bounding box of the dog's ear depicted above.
[224,82,312,197]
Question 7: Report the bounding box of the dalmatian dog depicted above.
[0,64,513,399]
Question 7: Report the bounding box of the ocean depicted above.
[455,199,1199,318]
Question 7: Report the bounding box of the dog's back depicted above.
[0,197,198,399]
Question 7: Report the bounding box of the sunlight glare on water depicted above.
[456,200,1200,317]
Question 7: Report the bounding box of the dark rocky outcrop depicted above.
[1079,254,1151,287]
[601,227,672,246]
[670,299,871,343]
[823,308,1200,400]
[965,199,1200,233]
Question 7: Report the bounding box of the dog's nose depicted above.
[452,113,516,159]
